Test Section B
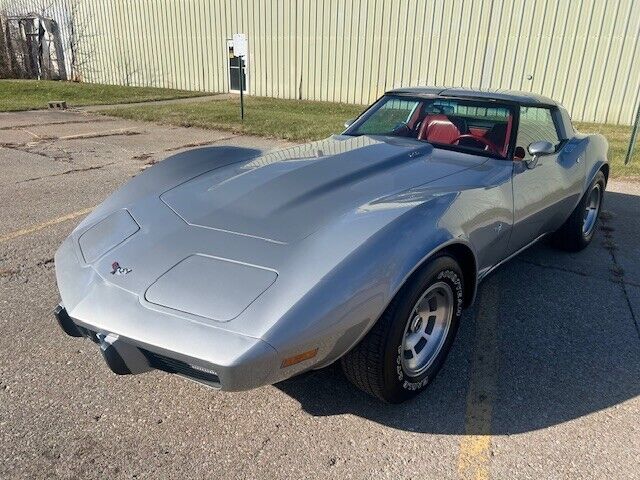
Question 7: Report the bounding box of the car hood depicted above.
[60,136,487,326]
[160,135,482,244]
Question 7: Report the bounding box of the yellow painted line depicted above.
[458,282,499,480]
[0,206,95,243]
[22,128,42,140]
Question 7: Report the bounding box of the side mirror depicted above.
[525,140,555,168]
[344,118,355,129]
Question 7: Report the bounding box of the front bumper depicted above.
[54,232,282,391]
[53,303,280,391]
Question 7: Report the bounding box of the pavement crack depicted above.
[1,142,73,163]
[130,136,239,163]
[36,257,54,268]
[0,118,112,131]
[516,256,640,289]
[600,211,640,340]
[1,129,141,151]
[0,257,55,281]
[16,162,116,184]
[608,251,640,339]
[163,136,238,152]
[515,258,591,278]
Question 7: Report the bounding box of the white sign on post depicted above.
[232,33,247,57]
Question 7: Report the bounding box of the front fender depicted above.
[261,191,477,373]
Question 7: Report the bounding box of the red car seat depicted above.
[418,115,462,144]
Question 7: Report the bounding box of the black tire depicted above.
[552,171,606,252]
[341,254,464,403]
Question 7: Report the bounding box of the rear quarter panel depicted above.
[578,132,609,187]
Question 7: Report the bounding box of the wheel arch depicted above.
[437,242,477,308]
[600,163,609,184]
[583,132,609,191]
[397,239,478,311]
[339,238,478,401]
[584,159,608,194]
[334,239,479,363]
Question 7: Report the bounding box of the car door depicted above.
[508,106,585,255]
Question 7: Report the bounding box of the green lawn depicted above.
[99,95,637,180]
[102,95,362,142]
[574,122,639,179]
[0,80,205,111]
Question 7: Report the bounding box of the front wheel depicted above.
[552,171,606,252]
[341,254,464,403]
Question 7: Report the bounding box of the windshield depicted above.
[346,95,515,158]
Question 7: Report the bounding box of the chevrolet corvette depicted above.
[54,87,608,403]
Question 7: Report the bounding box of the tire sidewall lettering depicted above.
[437,269,463,317]
[396,268,462,391]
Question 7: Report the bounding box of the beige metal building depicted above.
[3,0,640,125]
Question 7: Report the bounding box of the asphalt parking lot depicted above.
[1,109,639,480]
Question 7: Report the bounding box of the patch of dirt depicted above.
[0,267,19,278]
[132,153,152,161]
[36,258,54,268]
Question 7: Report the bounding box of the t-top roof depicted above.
[386,86,559,107]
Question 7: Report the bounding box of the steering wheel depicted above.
[452,134,501,155]
[391,121,411,136]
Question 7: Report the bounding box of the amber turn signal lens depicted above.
[280,348,318,368]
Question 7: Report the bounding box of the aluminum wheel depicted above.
[582,183,602,236]
[400,281,454,377]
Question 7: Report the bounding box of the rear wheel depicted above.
[552,171,606,251]
[341,254,464,403]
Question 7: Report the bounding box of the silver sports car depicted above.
[54,87,608,403]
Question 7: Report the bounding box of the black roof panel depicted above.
[386,86,559,106]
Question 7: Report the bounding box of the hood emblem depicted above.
[111,261,132,275]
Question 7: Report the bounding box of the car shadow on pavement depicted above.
[276,190,640,434]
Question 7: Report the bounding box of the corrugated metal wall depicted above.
[2,0,640,124]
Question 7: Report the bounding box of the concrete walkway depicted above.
[76,93,235,112]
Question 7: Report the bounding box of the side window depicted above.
[516,107,560,159]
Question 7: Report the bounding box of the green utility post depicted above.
[626,100,640,165]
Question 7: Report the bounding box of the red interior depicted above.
[414,107,513,157]
[418,114,462,144]
[469,127,488,136]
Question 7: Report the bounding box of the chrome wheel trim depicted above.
[400,281,454,377]
[583,183,602,237]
